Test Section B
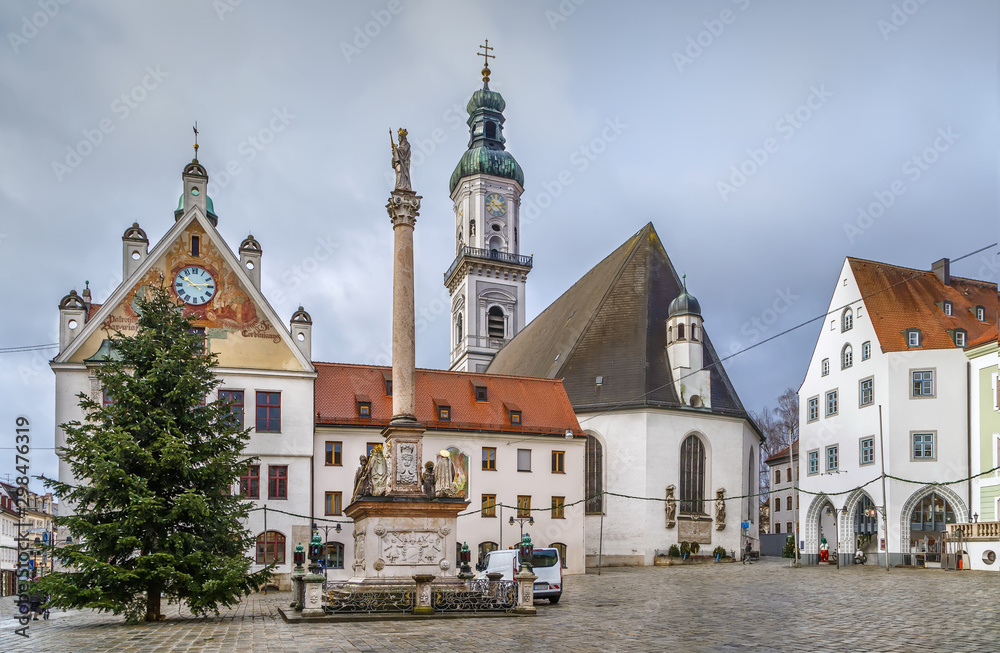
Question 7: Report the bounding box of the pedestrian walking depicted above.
[743,540,752,565]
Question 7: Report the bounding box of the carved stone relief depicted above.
[396,442,418,486]
[378,529,445,566]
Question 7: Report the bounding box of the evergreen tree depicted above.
[39,284,271,622]
[782,534,796,559]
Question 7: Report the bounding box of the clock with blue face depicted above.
[485,193,507,217]
[174,266,216,305]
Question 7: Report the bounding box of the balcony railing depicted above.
[444,247,533,281]
[948,521,1000,540]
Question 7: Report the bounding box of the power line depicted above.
[0,343,58,354]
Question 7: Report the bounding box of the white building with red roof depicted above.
[798,256,997,566]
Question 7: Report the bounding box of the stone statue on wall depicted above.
[353,453,372,500]
[434,450,456,498]
[715,488,727,530]
[665,485,677,528]
[422,461,435,499]
[390,128,412,192]
[370,444,388,496]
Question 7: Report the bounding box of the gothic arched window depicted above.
[680,435,706,514]
[842,308,853,332]
[455,312,463,346]
[487,306,505,339]
[585,435,603,514]
[842,344,853,369]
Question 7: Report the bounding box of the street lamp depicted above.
[311,522,344,581]
[509,514,534,540]
[518,533,534,572]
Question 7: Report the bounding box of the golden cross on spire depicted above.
[478,39,495,83]
[192,121,199,159]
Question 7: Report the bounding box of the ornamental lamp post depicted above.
[293,543,305,571]
[308,531,323,575]
[509,514,534,540]
[458,541,473,580]
[519,533,533,572]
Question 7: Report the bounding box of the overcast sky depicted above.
[1,0,997,487]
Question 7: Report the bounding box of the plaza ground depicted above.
[2,557,997,652]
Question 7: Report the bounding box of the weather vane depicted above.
[478,39,494,83]
[192,121,199,159]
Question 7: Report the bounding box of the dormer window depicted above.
[842,308,853,332]
[385,379,392,396]
[821,359,830,376]
[906,329,921,348]
[942,301,953,316]
[976,305,986,322]
[357,401,371,418]
[474,385,488,402]
[509,410,522,425]
[438,405,451,421]
[952,330,967,347]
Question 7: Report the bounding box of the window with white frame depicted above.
[807,396,819,422]
[912,370,935,397]
[906,329,921,348]
[860,437,875,465]
[912,432,935,460]
[822,359,830,376]
[842,344,853,369]
[953,330,966,347]
[976,305,986,322]
[860,377,874,406]
[861,341,871,360]
[842,308,853,332]
[826,445,839,472]
[825,390,838,417]
[943,301,953,316]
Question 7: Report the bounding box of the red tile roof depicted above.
[967,323,998,349]
[850,258,997,353]
[764,440,798,466]
[314,362,583,437]
[88,303,102,320]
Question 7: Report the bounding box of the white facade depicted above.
[579,409,758,565]
[798,258,977,566]
[313,427,586,579]
[767,448,799,537]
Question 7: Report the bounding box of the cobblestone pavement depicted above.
[2,558,998,652]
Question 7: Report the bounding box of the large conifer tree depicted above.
[40,284,271,622]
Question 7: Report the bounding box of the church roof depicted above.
[314,362,582,437]
[849,257,996,352]
[487,223,755,426]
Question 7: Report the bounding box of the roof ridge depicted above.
[314,360,568,383]
[848,256,995,286]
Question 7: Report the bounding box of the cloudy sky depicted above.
[1,0,996,485]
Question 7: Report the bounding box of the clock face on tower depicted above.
[174,266,216,305]
[485,193,507,217]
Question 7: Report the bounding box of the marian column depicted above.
[383,128,425,495]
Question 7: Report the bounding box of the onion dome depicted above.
[668,276,702,318]
[291,306,312,325]
[449,75,523,193]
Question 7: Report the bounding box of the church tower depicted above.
[665,277,712,409]
[445,42,531,372]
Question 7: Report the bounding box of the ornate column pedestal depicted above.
[514,568,537,614]
[301,573,325,617]
[290,567,305,611]
[412,574,435,614]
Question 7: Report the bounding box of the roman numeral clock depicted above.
[174,266,216,305]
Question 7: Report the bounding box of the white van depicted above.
[477,547,563,603]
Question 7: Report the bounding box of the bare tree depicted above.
[752,387,799,506]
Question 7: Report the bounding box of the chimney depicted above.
[932,258,950,286]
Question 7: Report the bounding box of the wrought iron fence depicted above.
[324,582,415,614]
[432,579,518,613]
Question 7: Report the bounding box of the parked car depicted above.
[477,547,563,603]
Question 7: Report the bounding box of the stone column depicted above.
[514,567,537,615]
[386,190,421,424]
[412,574,435,615]
[383,190,426,496]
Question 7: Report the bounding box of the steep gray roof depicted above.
[488,223,757,433]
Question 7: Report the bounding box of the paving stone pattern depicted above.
[2,558,997,652]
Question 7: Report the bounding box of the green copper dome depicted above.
[450,147,524,194]
[668,277,702,318]
[175,192,218,226]
[450,81,523,194]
